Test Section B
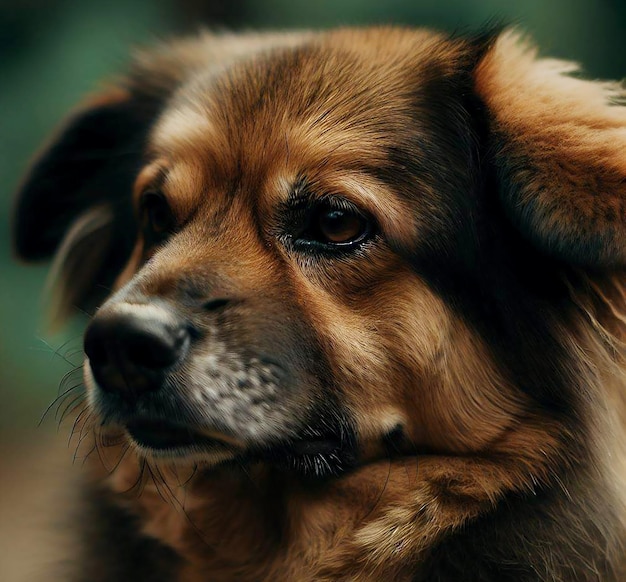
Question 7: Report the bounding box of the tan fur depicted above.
[475,31,626,267]
[14,26,626,581]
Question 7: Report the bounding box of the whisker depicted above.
[74,420,97,463]
[77,411,95,442]
[135,458,149,497]
[94,439,109,473]
[153,465,180,504]
[67,405,90,446]
[109,443,132,474]
[58,389,85,416]
[57,366,84,395]
[65,348,86,360]
[71,305,93,318]
[56,394,86,428]
[178,464,198,487]
[151,464,216,549]
[76,443,97,465]
[38,383,83,426]
[146,464,171,505]
[36,335,84,367]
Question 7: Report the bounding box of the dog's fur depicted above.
[12,26,626,581]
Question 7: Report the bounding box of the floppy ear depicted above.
[11,65,178,324]
[13,87,152,323]
[475,31,626,269]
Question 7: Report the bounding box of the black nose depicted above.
[84,303,190,399]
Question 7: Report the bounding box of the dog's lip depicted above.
[125,418,244,452]
[287,438,343,455]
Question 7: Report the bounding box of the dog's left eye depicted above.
[295,201,372,250]
[141,191,174,245]
[317,208,366,244]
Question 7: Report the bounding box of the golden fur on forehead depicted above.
[151,28,455,162]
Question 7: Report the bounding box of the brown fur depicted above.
[13,26,626,581]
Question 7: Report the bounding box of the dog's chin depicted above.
[124,418,242,467]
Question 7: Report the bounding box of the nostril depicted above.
[203,297,231,311]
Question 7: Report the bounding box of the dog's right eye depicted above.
[141,191,174,246]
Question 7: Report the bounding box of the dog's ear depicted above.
[12,60,181,324]
[13,86,155,323]
[475,31,626,269]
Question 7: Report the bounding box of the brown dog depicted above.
[13,26,626,581]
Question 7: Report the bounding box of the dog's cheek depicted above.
[284,262,435,444]
[376,273,528,453]
[293,261,526,454]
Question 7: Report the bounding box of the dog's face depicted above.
[87,29,481,475]
[13,28,626,481]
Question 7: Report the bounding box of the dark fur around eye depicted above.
[141,191,174,246]
[279,194,374,254]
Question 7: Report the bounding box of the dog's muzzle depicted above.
[83,298,358,477]
[82,301,227,454]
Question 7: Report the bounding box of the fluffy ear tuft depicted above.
[44,205,115,327]
[475,30,626,269]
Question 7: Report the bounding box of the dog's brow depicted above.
[287,176,310,204]
[134,162,168,201]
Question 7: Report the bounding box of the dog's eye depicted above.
[316,208,367,244]
[295,201,371,250]
[141,191,174,245]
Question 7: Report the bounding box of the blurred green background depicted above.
[2,0,626,439]
[1,1,626,579]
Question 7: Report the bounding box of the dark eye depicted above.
[141,191,174,245]
[317,208,366,244]
[295,201,372,250]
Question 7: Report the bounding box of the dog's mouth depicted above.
[122,418,357,478]
[125,418,242,454]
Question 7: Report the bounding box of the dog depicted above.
[12,26,626,581]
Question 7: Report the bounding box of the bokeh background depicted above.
[1,0,626,579]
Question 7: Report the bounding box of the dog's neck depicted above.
[104,452,391,581]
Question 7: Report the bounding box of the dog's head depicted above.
[13,28,626,479]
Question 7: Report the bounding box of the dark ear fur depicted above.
[475,31,626,269]
[12,76,173,322]
[14,90,152,261]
